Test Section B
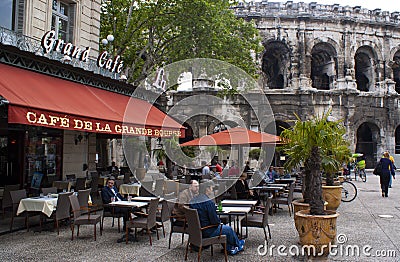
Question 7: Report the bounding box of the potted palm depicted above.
[280,109,350,255]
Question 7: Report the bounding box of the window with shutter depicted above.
[0,0,24,32]
[51,0,75,42]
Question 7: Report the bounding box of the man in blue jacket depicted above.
[189,182,245,255]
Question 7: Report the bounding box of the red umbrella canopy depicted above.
[180,127,281,147]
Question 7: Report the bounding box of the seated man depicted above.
[101,177,132,231]
[189,181,245,255]
[172,180,200,225]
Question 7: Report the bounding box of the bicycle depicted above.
[340,176,358,202]
[354,165,367,182]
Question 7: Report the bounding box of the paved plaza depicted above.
[0,172,399,261]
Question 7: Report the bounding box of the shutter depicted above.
[15,0,25,33]
[68,3,76,42]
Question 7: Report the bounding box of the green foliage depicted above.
[279,109,351,214]
[100,0,261,86]
[249,148,261,160]
[279,110,351,175]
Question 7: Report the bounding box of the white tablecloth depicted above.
[17,196,58,217]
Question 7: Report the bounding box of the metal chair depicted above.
[241,195,272,243]
[184,207,227,262]
[69,194,102,241]
[126,198,160,245]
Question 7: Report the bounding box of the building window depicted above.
[51,0,75,42]
[0,0,24,32]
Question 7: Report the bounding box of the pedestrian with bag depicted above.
[376,152,396,197]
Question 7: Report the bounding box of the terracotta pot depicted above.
[295,209,339,256]
[322,185,343,210]
[135,168,146,181]
[293,199,328,228]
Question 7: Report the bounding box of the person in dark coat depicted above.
[379,152,396,197]
[234,173,260,205]
[101,177,130,230]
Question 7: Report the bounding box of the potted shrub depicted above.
[280,109,350,255]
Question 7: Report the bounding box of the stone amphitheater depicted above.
[170,1,400,167]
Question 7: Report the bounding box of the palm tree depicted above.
[280,110,350,215]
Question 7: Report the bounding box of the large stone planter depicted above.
[295,209,339,256]
[322,185,343,210]
[293,199,328,229]
[135,168,146,181]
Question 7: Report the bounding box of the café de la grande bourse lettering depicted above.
[41,31,124,74]
[24,110,182,138]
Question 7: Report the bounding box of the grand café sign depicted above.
[41,31,124,73]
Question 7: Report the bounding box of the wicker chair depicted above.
[126,198,160,245]
[241,195,272,243]
[41,187,57,195]
[184,207,227,262]
[54,192,73,234]
[9,189,27,231]
[271,183,295,216]
[69,194,102,241]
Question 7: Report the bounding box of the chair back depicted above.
[159,200,171,223]
[69,194,82,218]
[56,192,73,220]
[184,207,202,247]
[287,183,295,203]
[10,189,27,213]
[2,184,20,209]
[229,184,238,200]
[123,171,131,184]
[164,180,179,196]
[147,198,160,228]
[140,181,154,197]
[262,196,273,227]
[66,174,76,181]
[75,178,86,190]
[77,189,91,208]
[115,179,123,190]
[154,179,164,196]
[41,187,57,195]
[89,173,99,194]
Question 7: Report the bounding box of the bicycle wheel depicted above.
[359,169,367,182]
[341,181,357,202]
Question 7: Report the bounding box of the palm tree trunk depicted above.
[308,146,325,215]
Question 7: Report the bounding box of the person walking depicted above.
[388,152,396,188]
[378,152,396,197]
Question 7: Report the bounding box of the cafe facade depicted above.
[0,0,182,188]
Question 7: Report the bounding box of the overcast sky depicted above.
[279,1,400,12]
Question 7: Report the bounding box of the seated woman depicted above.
[234,173,260,204]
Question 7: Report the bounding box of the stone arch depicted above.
[354,46,379,92]
[310,42,338,90]
[395,125,400,154]
[391,49,400,93]
[264,120,291,166]
[261,39,291,89]
[355,122,380,168]
[179,122,194,144]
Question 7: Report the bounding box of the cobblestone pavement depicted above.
[0,171,399,261]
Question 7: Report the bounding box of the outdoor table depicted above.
[119,183,141,196]
[274,178,296,184]
[107,200,148,209]
[17,196,58,217]
[132,196,164,202]
[217,206,251,238]
[264,183,288,188]
[221,200,257,207]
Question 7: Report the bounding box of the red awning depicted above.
[0,63,183,137]
[180,127,280,146]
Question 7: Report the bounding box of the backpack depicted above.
[373,160,383,176]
